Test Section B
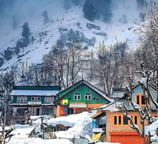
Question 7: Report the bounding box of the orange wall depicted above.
[56,105,68,117]
[87,103,105,108]
[110,132,143,144]
[57,103,105,117]
[105,111,147,142]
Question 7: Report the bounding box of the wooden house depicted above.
[92,84,158,144]
[55,80,112,117]
[10,86,60,123]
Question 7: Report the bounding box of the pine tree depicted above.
[42,10,50,24]
[97,0,113,22]
[22,22,30,39]
[63,0,71,10]
[83,0,96,21]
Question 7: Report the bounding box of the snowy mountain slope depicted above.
[0,0,145,70]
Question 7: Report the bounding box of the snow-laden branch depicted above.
[121,105,143,137]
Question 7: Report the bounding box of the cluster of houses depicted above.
[9,79,158,144]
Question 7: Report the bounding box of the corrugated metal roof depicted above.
[13,86,61,90]
[10,90,59,96]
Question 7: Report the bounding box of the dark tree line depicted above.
[83,0,113,22]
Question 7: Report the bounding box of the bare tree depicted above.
[96,41,129,96]
[42,46,66,87]
[42,42,83,88]
[65,42,83,86]
[121,68,158,143]
[134,0,158,87]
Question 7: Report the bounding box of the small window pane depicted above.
[137,96,140,105]
[85,93,91,100]
[114,116,117,125]
[141,95,146,105]
[118,116,121,125]
[134,116,137,124]
[74,93,81,100]
[123,116,128,125]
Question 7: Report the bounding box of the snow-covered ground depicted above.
[6,111,120,144]
[6,111,158,144]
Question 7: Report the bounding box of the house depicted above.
[92,84,158,144]
[55,80,112,117]
[10,86,60,123]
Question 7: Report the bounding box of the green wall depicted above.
[60,84,109,105]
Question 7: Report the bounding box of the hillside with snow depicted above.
[0,0,146,70]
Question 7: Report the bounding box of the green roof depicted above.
[13,86,61,91]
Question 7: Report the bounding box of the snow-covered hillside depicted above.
[0,0,145,70]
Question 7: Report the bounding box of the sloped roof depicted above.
[132,84,158,105]
[57,79,112,102]
[10,86,60,96]
[13,86,61,90]
[92,112,105,118]
[92,99,130,112]
[92,83,158,112]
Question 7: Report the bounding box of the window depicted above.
[114,115,129,126]
[136,94,146,106]
[134,116,137,124]
[85,93,91,100]
[17,96,27,103]
[123,116,128,125]
[118,116,121,125]
[31,97,41,101]
[44,97,52,103]
[74,93,81,100]
[131,115,138,124]
[141,95,146,105]
[113,115,122,125]
[136,95,140,105]
[114,116,117,125]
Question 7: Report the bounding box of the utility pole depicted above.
[0,89,6,144]
[2,105,6,144]
[40,116,44,139]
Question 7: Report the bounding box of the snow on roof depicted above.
[145,118,158,142]
[7,111,97,143]
[8,125,36,141]
[93,101,121,112]
[102,102,120,112]
[83,81,112,102]
[47,111,96,138]
[7,138,73,144]
[58,80,112,103]
[111,91,125,98]
[92,112,104,118]
[47,111,94,127]
[10,90,59,96]
[92,128,104,133]
[0,126,12,132]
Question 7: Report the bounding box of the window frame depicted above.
[17,96,27,103]
[123,116,128,125]
[74,93,81,100]
[84,93,92,100]
[44,97,53,103]
[31,96,41,101]
[136,94,146,106]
